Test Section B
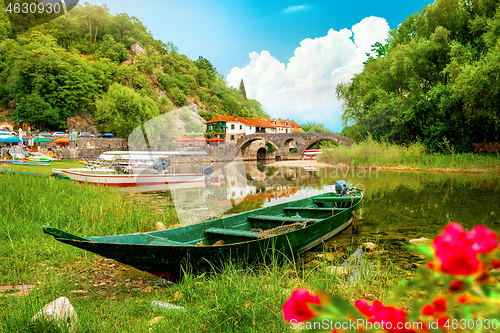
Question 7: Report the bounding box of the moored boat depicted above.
[12,160,50,166]
[44,188,363,281]
[56,169,206,188]
[57,150,209,188]
[25,155,54,162]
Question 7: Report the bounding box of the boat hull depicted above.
[12,161,50,166]
[59,169,205,188]
[44,191,362,280]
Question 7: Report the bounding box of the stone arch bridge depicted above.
[236,133,352,160]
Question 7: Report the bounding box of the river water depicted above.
[137,162,500,269]
[235,163,500,268]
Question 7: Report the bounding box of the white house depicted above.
[205,116,276,143]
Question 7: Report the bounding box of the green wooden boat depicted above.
[44,190,362,280]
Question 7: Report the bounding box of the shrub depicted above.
[169,86,187,106]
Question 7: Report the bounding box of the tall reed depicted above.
[318,136,499,170]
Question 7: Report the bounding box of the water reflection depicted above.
[241,163,500,268]
[136,161,500,267]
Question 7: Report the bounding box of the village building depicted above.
[0,120,14,132]
[205,116,276,143]
[267,118,304,133]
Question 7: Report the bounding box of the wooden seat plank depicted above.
[312,196,362,203]
[205,228,261,239]
[283,207,346,212]
[248,215,314,223]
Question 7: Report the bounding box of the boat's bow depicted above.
[43,226,88,242]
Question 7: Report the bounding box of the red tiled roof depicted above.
[268,118,302,128]
[206,116,276,128]
[236,117,275,128]
[266,118,304,133]
[206,115,237,123]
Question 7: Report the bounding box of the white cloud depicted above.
[227,16,389,132]
[283,5,312,14]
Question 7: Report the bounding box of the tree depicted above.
[94,83,159,137]
[168,86,187,106]
[336,0,500,152]
[194,56,217,84]
[16,93,59,129]
[97,34,128,63]
[112,13,133,39]
[302,122,331,133]
[239,79,247,100]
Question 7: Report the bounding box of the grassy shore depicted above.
[318,137,500,173]
[0,173,404,332]
[0,159,83,176]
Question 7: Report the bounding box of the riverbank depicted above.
[314,137,500,173]
[267,160,333,168]
[0,159,81,175]
[267,160,499,173]
[0,173,403,332]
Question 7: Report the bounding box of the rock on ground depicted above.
[155,222,167,230]
[408,237,431,244]
[362,242,377,252]
[31,296,78,332]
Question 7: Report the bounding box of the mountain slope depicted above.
[0,2,267,135]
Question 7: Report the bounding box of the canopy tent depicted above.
[0,136,22,143]
[33,136,53,143]
[194,136,207,142]
[207,137,224,142]
[53,136,70,147]
[53,137,69,143]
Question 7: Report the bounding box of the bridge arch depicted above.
[301,138,341,154]
[256,147,267,160]
[238,136,279,160]
[237,133,351,160]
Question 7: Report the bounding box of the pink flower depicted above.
[448,280,464,292]
[421,298,447,317]
[421,304,435,316]
[433,298,447,312]
[282,289,321,322]
[354,299,414,332]
[432,223,498,275]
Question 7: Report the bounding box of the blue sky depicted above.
[86,0,432,132]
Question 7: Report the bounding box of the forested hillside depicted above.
[0,2,267,135]
[337,0,500,152]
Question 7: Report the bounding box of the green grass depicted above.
[318,136,500,172]
[0,173,177,285]
[0,174,403,332]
